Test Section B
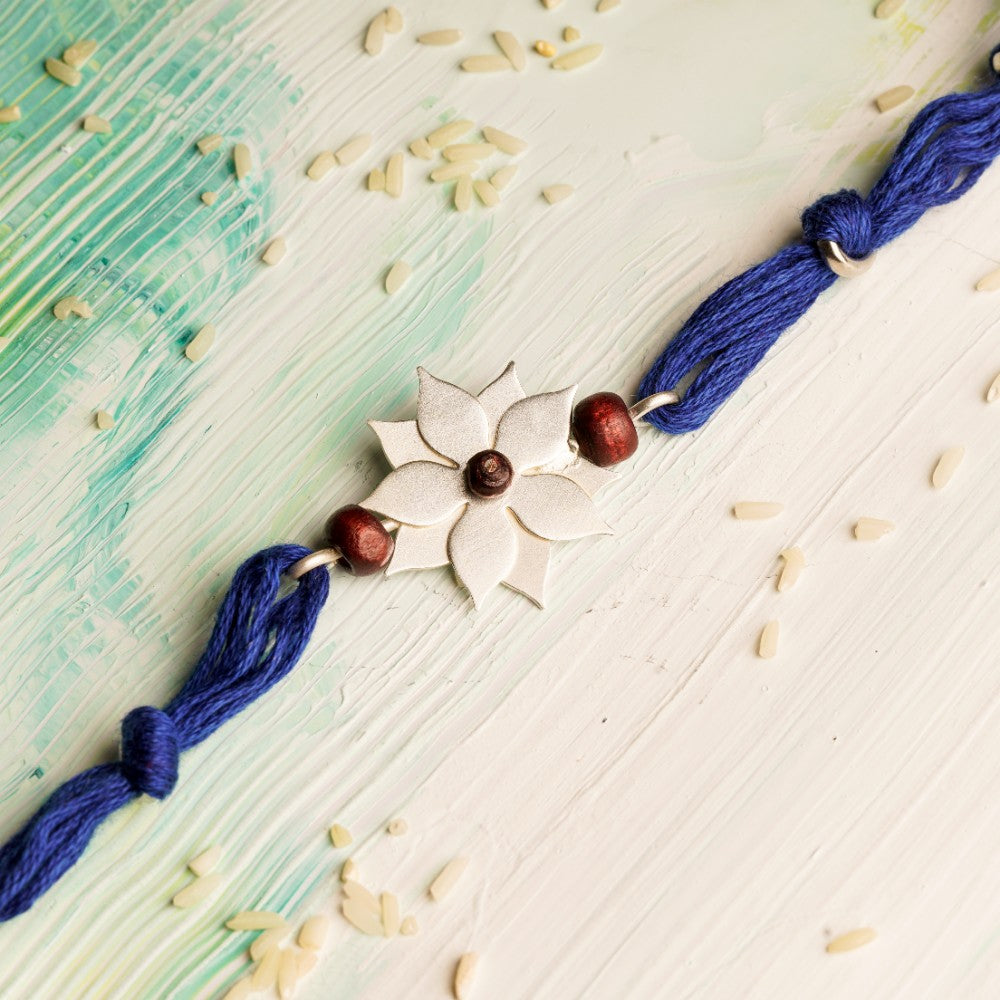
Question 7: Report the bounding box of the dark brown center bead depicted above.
[572,392,638,468]
[325,505,394,576]
[465,450,514,498]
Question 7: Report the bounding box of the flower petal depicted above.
[509,473,612,540]
[504,527,551,607]
[448,500,518,608]
[369,420,452,469]
[555,456,618,497]
[363,461,466,526]
[477,362,525,438]
[416,368,490,466]
[494,387,576,472]
[387,511,462,574]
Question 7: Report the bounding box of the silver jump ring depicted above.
[817,238,874,279]
[629,390,680,422]
[286,548,342,580]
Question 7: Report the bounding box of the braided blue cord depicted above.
[639,53,1000,433]
[0,545,329,921]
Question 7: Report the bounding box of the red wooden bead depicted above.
[325,505,394,576]
[465,450,514,498]
[572,392,638,468]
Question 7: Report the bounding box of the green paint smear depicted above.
[0,0,292,792]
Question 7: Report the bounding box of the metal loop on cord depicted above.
[286,548,342,580]
[816,238,875,278]
[629,390,680,422]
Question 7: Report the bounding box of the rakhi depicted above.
[2,51,998,923]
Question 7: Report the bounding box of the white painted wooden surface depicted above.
[1,2,999,998]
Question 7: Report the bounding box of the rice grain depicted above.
[252,947,281,989]
[277,949,298,1000]
[429,857,469,900]
[454,953,479,1000]
[368,167,386,191]
[461,54,512,73]
[365,12,387,55]
[341,858,358,882]
[261,236,287,267]
[222,978,253,1000]
[417,29,463,46]
[534,40,557,57]
[298,915,329,950]
[45,58,82,86]
[53,296,93,320]
[427,120,475,148]
[875,85,914,113]
[551,44,603,70]
[494,31,527,71]
[226,910,285,931]
[542,183,574,204]
[172,873,222,908]
[409,137,433,159]
[329,823,353,848]
[482,126,527,155]
[306,151,337,180]
[400,915,419,935]
[986,372,1000,403]
[82,114,111,134]
[732,501,783,520]
[250,926,288,961]
[474,179,500,207]
[597,0,621,10]
[777,547,804,592]
[381,891,401,936]
[443,142,496,162]
[827,927,877,953]
[335,134,372,165]
[757,621,779,659]
[385,152,404,197]
[342,899,384,936]
[454,174,473,212]
[188,845,222,877]
[874,0,903,16]
[233,142,252,180]
[563,26,581,42]
[974,267,1000,292]
[344,880,381,913]
[431,161,477,182]
[0,105,20,123]
[490,165,518,190]
[197,133,223,155]
[185,324,215,362]
[200,191,217,206]
[385,260,412,294]
[931,446,964,489]
[384,6,403,32]
[854,517,894,541]
[94,410,115,431]
[387,818,408,836]
[63,39,98,68]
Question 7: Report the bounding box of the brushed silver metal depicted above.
[629,390,680,422]
[816,238,874,278]
[287,548,342,579]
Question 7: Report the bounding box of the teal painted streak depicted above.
[0,0,296,808]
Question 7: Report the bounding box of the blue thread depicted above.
[0,544,329,921]
[639,58,1000,433]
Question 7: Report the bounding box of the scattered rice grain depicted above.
[454,174,473,212]
[875,85,914,113]
[94,409,115,431]
[994,52,1000,76]
[474,179,500,207]
[172,873,222,908]
[185,324,216,363]
[261,236,287,267]
[0,105,21,123]
[427,119,475,148]
[417,29,463,46]
[82,114,111,134]
[986,371,1000,403]
[53,296,93,320]
[534,40,557,58]
[63,39,98,68]
[826,927,877,953]
[341,858,358,882]
[252,946,281,989]
[732,501,783,520]
[387,818,408,836]
[45,57,82,86]
[188,845,222,877]
[197,133,223,155]
[344,880,381,913]
[226,910,285,931]
[490,165,518,190]
[541,0,562,8]
[365,12,387,55]
[429,857,469,901]
[482,126,527,156]
[431,161,477,182]
[297,951,318,976]
[250,925,288,961]
[874,0,903,16]
[384,6,403,32]
[306,151,337,181]
[200,190,217,206]
[400,915,418,936]
[494,31,527,71]
[381,891,401,936]
[551,43,603,70]
[461,54,512,73]
[854,517,894,541]
[222,978,254,1000]
[454,953,479,1000]
[277,949,298,1000]
[342,899,384,935]
[367,167,386,191]
[542,183,574,204]
[776,547,804,593]
[443,142,496,162]
[931,446,964,489]
[385,152,404,197]
[298,915,329,950]
[329,823,353,848]
[233,142,252,180]
[974,267,1000,292]
[757,620,779,659]
[597,0,621,10]
[335,134,372,165]
[409,137,433,159]
[563,26,581,42]
[385,260,412,295]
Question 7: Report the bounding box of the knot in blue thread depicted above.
[801,188,873,260]
[120,706,179,799]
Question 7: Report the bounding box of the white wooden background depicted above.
[1,1,999,998]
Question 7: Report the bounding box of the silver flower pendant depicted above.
[363,364,617,608]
